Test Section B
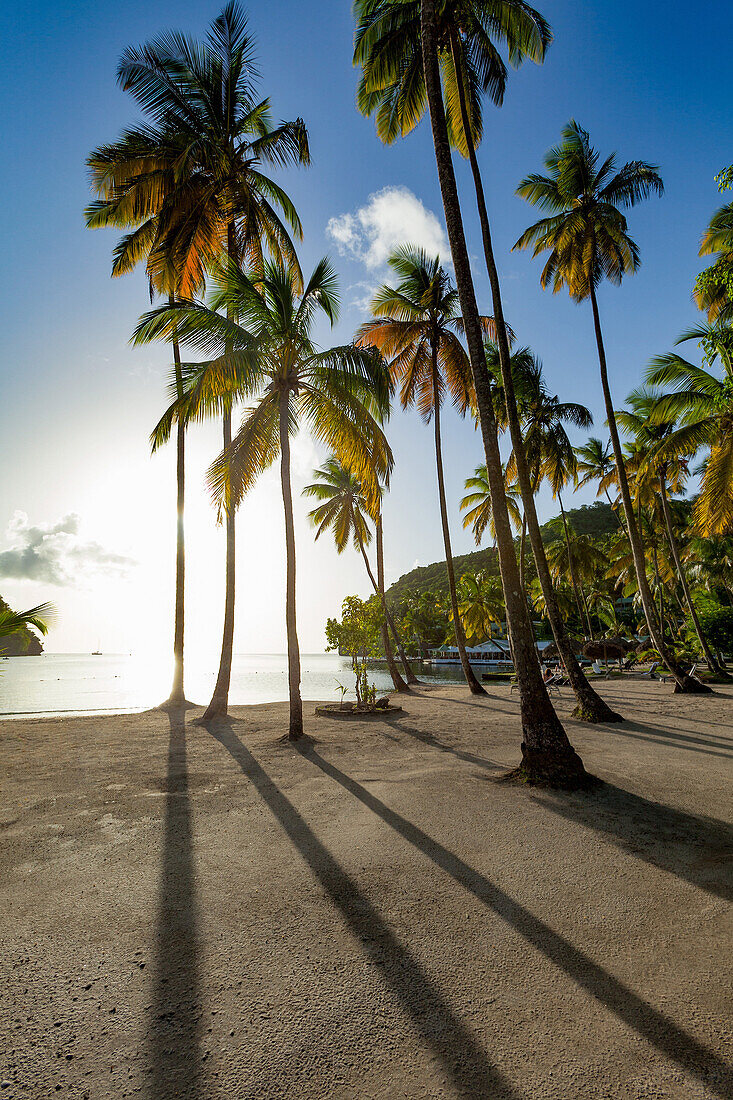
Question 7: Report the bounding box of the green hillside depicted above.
[386,501,619,601]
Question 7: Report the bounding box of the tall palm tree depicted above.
[357,246,493,695]
[514,121,705,693]
[144,259,393,740]
[647,321,733,539]
[355,0,589,786]
[107,2,310,720]
[354,1,614,726]
[303,457,412,691]
[486,342,620,718]
[86,128,204,709]
[617,387,727,677]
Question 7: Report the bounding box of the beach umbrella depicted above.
[583,640,627,661]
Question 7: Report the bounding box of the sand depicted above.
[0,680,731,1099]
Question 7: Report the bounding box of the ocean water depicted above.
[0,652,466,718]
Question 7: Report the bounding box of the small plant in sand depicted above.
[326,596,386,711]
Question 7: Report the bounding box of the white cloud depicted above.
[327,186,448,271]
[0,512,135,586]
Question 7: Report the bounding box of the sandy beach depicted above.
[0,680,731,1099]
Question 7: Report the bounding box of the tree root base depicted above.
[571,702,624,724]
[674,676,713,694]
[498,744,599,791]
[468,683,489,696]
[157,697,198,713]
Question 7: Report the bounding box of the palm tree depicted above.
[145,259,393,740]
[617,387,727,677]
[514,121,705,693]
[455,571,504,644]
[486,342,620,718]
[685,534,733,605]
[0,602,55,640]
[105,2,310,721]
[303,457,413,692]
[695,174,733,323]
[357,246,493,695]
[461,464,522,546]
[545,528,608,638]
[525,371,594,637]
[575,437,625,532]
[354,1,613,727]
[86,131,203,709]
[355,0,589,786]
[646,321,733,538]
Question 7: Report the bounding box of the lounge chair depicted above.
[510,674,560,697]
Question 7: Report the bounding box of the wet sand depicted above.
[0,680,731,1098]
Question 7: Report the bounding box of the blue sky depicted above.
[0,0,730,655]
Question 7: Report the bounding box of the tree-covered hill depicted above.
[386,501,619,601]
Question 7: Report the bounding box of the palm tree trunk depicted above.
[449,26,619,725]
[420,0,591,784]
[279,393,303,740]
[202,408,236,721]
[653,547,665,646]
[519,512,527,594]
[359,540,410,680]
[431,356,486,695]
[588,280,709,693]
[376,518,411,692]
[166,307,186,708]
[558,494,593,640]
[202,222,239,721]
[658,475,726,676]
[605,489,627,535]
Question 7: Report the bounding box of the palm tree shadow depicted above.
[301,746,733,1099]
[530,783,733,902]
[608,718,733,758]
[385,715,508,772]
[204,719,522,1100]
[147,709,202,1099]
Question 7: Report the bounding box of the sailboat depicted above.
[92,641,102,655]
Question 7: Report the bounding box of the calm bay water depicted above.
[0,652,466,718]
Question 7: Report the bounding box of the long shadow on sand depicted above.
[384,715,508,772]
[530,783,733,902]
[147,710,202,1100]
[387,721,732,900]
[302,747,733,1099]
[597,719,733,760]
[205,718,523,1100]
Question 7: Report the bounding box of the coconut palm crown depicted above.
[86,1,310,294]
[353,0,551,158]
[356,245,496,419]
[513,120,663,299]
